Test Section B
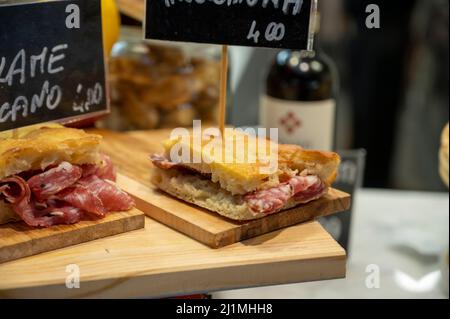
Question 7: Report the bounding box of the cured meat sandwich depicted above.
[0,124,135,227]
[151,130,340,221]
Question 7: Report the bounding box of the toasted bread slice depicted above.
[0,123,102,179]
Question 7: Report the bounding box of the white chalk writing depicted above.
[164,0,303,15]
[0,44,68,87]
[0,81,62,123]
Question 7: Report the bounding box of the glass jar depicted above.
[100,27,222,131]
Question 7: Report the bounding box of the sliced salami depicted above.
[79,175,135,212]
[0,176,30,204]
[244,184,292,214]
[150,154,178,170]
[54,185,107,217]
[0,155,134,228]
[27,162,82,201]
[244,175,326,215]
[82,154,117,181]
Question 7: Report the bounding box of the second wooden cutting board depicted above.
[94,129,351,248]
[0,209,144,264]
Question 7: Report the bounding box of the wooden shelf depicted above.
[0,209,144,264]
[0,217,345,298]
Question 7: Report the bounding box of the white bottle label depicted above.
[260,95,336,151]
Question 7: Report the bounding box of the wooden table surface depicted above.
[0,129,346,298]
[0,217,345,298]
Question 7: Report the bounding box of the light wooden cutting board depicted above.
[0,217,346,298]
[94,129,351,248]
[0,209,145,264]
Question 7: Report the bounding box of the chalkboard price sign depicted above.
[0,0,107,132]
[145,0,316,50]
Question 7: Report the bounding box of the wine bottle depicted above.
[260,27,337,150]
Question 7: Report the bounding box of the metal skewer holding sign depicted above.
[144,0,319,133]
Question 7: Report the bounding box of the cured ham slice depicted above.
[0,176,29,204]
[293,177,326,202]
[27,162,83,201]
[45,207,84,225]
[244,175,326,215]
[14,199,84,227]
[54,186,107,217]
[82,154,117,181]
[11,199,63,228]
[0,176,61,227]
[78,175,135,212]
[151,154,178,170]
[244,184,292,214]
[0,185,8,194]
[0,155,134,227]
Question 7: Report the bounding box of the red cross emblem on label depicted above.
[279,112,302,134]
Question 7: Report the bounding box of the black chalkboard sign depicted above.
[145,0,315,50]
[0,0,107,132]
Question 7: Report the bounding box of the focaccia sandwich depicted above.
[0,124,134,227]
[151,129,340,221]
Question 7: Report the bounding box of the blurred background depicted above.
[320,0,448,192]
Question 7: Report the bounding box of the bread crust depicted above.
[278,144,340,187]
[0,124,102,179]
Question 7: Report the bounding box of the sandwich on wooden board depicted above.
[151,129,340,221]
[0,124,135,227]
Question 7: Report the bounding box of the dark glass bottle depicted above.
[260,47,337,150]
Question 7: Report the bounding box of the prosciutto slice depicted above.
[0,176,63,227]
[0,185,8,194]
[82,154,117,181]
[78,175,135,212]
[27,162,83,201]
[44,207,84,225]
[14,200,84,227]
[54,186,108,217]
[0,176,29,204]
[293,177,326,202]
[244,175,326,215]
[151,154,178,170]
[0,155,134,227]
